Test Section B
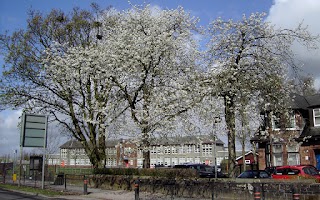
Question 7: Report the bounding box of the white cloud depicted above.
[266,0,320,90]
[0,110,22,155]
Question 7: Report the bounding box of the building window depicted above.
[179,146,184,154]
[287,143,300,165]
[202,144,212,155]
[272,111,295,130]
[186,145,193,153]
[179,157,186,164]
[314,108,320,126]
[172,146,177,154]
[194,144,200,153]
[164,146,171,154]
[272,144,283,166]
[151,146,157,154]
[172,157,177,165]
[151,159,157,166]
[164,158,170,166]
[157,147,162,154]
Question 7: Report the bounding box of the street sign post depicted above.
[20,113,48,189]
[21,114,47,148]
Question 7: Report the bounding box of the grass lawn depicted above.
[0,183,67,197]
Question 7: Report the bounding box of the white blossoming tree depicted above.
[0,5,123,169]
[98,5,202,168]
[206,13,318,177]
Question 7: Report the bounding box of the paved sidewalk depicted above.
[3,179,210,200]
[49,184,203,200]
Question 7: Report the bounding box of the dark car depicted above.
[173,164,227,178]
[265,166,276,175]
[237,170,271,178]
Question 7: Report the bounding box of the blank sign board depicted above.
[21,113,47,148]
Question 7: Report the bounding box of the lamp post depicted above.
[119,139,123,167]
[212,116,221,178]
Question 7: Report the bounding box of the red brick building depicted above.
[251,94,320,170]
[236,151,259,173]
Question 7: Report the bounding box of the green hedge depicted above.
[93,168,198,179]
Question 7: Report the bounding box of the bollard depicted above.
[84,179,88,195]
[64,174,67,190]
[253,186,261,200]
[292,188,300,200]
[134,179,139,200]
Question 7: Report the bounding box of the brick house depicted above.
[251,93,320,170]
[235,151,259,173]
[116,138,138,168]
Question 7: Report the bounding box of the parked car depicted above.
[237,170,271,178]
[272,165,320,182]
[173,164,227,178]
[264,166,276,175]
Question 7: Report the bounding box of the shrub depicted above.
[93,168,197,179]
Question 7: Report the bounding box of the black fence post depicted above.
[64,174,67,190]
[134,179,139,200]
[292,187,300,200]
[83,175,88,195]
[261,183,265,200]
[253,185,261,200]
[211,180,215,200]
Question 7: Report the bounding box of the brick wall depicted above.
[91,175,320,200]
[258,148,266,170]
[300,144,320,166]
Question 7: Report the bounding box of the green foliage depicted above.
[56,166,93,175]
[93,168,198,179]
[220,159,229,174]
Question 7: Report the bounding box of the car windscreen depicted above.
[303,167,319,176]
[238,171,255,178]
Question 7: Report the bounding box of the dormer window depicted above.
[272,111,295,130]
[314,108,320,126]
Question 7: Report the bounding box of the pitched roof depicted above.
[150,135,224,146]
[298,127,320,140]
[305,94,320,107]
[291,94,310,109]
[291,93,320,109]
[60,140,83,149]
[60,139,118,149]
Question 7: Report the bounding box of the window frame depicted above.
[272,110,296,130]
[313,108,320,127]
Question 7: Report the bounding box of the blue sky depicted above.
[1,0,320,156]
[0,0,273,33]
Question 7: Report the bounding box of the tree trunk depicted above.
[252,142,257,169]
[224,94,236,178]
[143,150,150,168]
[242,136,246,173]
[142,127,151,168]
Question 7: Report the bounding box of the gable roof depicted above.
[291,94,310,109]
[305,94,320,108]
[291,93,320,109]
[236,150,258,161]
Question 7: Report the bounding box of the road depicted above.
[0,187,66,200]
